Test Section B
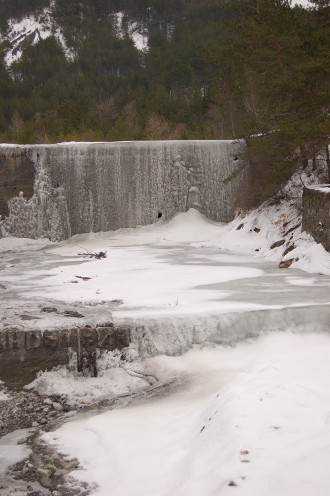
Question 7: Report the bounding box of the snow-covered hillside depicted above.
[201,157,330,275]
[0,6,74,66]
[0,0,312,67]
[0,5,148,67]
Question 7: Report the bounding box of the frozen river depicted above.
[1,209,329,338]
[1,209,330,495]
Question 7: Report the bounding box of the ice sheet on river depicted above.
[1,209,329,358]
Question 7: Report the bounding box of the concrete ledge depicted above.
[0,325,130,387]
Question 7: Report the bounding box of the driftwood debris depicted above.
[77,251,107,259]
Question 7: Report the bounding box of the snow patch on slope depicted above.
[0,7,74,66]
[113,11,149,52]
[292,0,312,7]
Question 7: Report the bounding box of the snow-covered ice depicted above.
[2,206,326,411]
[43,332,330,496]
[1,208,329,336]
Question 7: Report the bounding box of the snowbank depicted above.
[197,163,330,275]
[43,332,330,496]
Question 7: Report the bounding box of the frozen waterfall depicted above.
[0,140,245,240]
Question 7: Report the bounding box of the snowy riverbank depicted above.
[43,332,330,496]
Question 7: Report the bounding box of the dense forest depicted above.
[0,0,329,203]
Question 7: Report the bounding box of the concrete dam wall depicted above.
[0,140,245,241]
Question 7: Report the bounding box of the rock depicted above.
[254,227,260,233]
[20,315,37,321]
[97,327,115,349]
[75,275,91,281]
[63,310,84,318]
[7,329,26,350]
[279,258,294,269]
[110,300,123,306]
[52,402,63,411]
[26,330,42,350]
[284,222,301,236]
[43,398,52,405]
[40,475,53,488]
[0,332,7,352]
[45,464,56,474]
[302,187,330,252]
[236,223,244,230]
[240,450,249,455]
[80,327,97,350]
[37,468,52,478]
[54,469,69,478]
[41,307,58,313]
[270,239,285,249]
[282,244,295,257]
[115,326,131,348]
[32,421,39,427]
[43,330,59,350]
[66,459,79,469]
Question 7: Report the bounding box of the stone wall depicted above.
[0,324,130,387]
[302,186,330,252]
